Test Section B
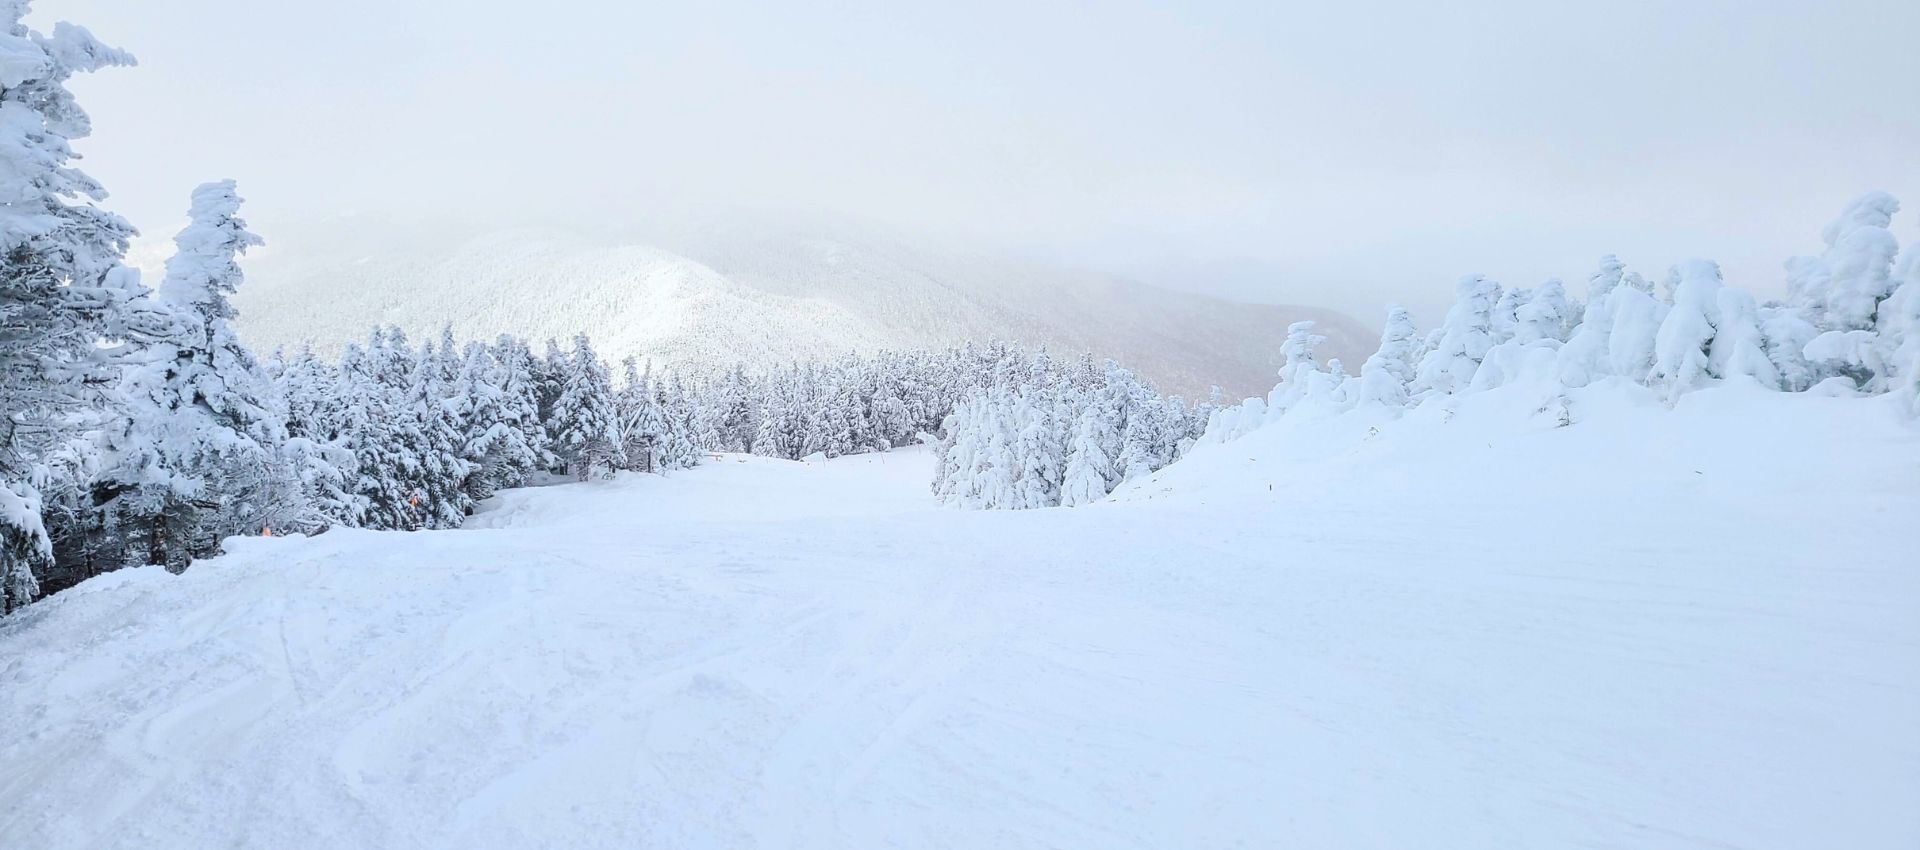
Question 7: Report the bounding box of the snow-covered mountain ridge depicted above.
[225,219,1371,398]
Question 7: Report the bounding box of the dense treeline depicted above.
[265,333,1200,534]
[927,359,1216,509]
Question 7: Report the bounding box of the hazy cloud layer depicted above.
[48,0,1920,319]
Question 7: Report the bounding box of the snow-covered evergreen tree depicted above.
[280,435,360,529]
[930,401,972,506]
[1113,401,1159,484]
[1356,305,1417,408]
[457,342,539,500]
[371,326,417,390]
[1648,260,1724,402]
[614,357,666,473]
[1059,406,1114,507]
[0,4,136,607]
[550,334,622,479]
[1011,390,1060,509]
[491,335,555,472]
[104,181,308,568]
[1757,301,1820,392]
[658,376,705,471]
[1514,280,1573,344]
[1604,272,1667,382]
[278,347,338,440]
[334,344,415,530]
[973,395,1018,508]
[1413,276,1500,396]
[1799,193,1905,389]
[867,376,913,451]
[1267,320,1328,413]
[707,365,756,453]
[0,480,47,612]
[402,338,474,527]
[751,388,786,459]
[1709,288,1781,389]
[1805,192,1901,333]
[1489,286,1531,345]
[1275,320,1325,385]
[1558,258,1627,387]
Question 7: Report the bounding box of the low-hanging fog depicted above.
[47,0,1920,321]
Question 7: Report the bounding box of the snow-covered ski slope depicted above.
[3,385,1916,849]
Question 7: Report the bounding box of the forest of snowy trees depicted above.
[926,360,1213,510]
[0,6,1201,615]
[6,0,1918,617]
[265,333,1203,534]
[1200,192,1920,446]
[921,201,1918,508]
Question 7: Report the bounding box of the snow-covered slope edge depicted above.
[1112,378,1920,512]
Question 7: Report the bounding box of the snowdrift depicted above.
[1116,378,1919,515]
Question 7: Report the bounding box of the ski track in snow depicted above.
[2,387,1918,849]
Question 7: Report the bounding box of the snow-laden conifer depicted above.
[1057,406,1111,507]
[1413,276,1500,396]
[1709,289,1781,390]
[550,335,622,479]
[0,4,136,604]
[1648,260,1724,402]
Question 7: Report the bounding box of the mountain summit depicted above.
[229,217,1369,398]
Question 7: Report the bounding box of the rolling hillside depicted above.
[225,217,1370,398]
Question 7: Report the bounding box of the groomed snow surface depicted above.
[3,384,1916,849]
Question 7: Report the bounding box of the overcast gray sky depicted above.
[40,0,1920,319]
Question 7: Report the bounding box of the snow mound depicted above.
[1115,379,1920,512]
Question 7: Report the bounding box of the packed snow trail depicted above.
[2,387,1917,849]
